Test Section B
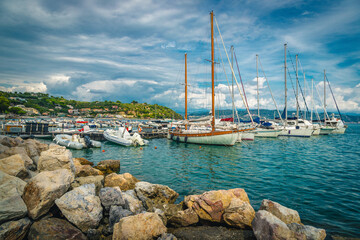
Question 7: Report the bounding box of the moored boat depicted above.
[104,128,148,147]
[54,134,101,150]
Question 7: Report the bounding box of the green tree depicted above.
[0,96,10,113]
[9,107,26,115]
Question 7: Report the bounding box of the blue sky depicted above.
[0,0,359,114]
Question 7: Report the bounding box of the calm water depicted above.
[65,124,359,237]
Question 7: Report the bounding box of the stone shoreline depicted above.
[0,136,357,240]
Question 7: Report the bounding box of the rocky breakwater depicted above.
[0,135,332,239]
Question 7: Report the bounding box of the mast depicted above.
[324,69,326,122]
[284,44,287,122]
[296,54,299,121]
[304,72,306,120]
[231,46,234,122]
[211,11,215,131]
[311,78,313,122]
[185,53,188,130]
[256,54,259,118]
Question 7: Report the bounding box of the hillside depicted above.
[0,91,183,119]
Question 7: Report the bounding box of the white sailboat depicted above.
[168,12,241,146]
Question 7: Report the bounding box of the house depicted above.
[80,108,91,112]
[112,105,118,109]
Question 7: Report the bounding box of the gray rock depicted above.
[288,223,326,240]
[0,170,27,223]
[22,169,74,220]
[168,226,256,240]
[99,187,125,210]
[135,181,179,211]
[0,217,31,240]
[109,205,133,233]
[55,184,103,232]
[0,147,34,169]
[0,136,17,147]
[154,208,167,226]
[0,143,10,155]
[71,175,104,195]
[157,233,178,240]
[0,154,29,179]
[260,199,301,224]
[168,208,199,227]
[252,210,294,240]
[122,190,144,214]
[28,217,87,240]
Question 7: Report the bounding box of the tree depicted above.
[9,107,26,115]
[0,96,10,113]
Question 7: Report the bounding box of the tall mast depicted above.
[296,54,299,121]
[211,11,215,131]
[324,69,326,122]
[185,53,188,130]
[311,78,313,122]
[284,44,287,121]
[304,72,306,120]
[231,45,234,122]
[256,54,259,118]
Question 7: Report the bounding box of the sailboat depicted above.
[168,11,240,146]
[278,44,313,137]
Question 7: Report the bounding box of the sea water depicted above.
[68,124,360,237]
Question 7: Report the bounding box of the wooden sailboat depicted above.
[168,11,240,146]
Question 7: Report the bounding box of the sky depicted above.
[0,0,359,115]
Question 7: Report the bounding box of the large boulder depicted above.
[74,157,94,166]
[0,154,29,179]
[0,143,10,155]
[37,145,75,174]
[252,210,294,239]
[0,136,17,147]
[0,147,34,169]
[75,164,103,177]
[168,208,199,227]
[109,206,133,233]
[104,172,139,191]
[135,181,179,211]
[70,175,104,195]
[28,217,87,240]
[288,223,326,240]
[55,184,103,232]
[184,188,254,228]
[22,169,74,219]
[122,190,145,214]
[259,199,301,224]
[0,170,27,223]
[94,159,120,175]
[0,217,31,240]
[99,187,125,210]
[113,212,167,240]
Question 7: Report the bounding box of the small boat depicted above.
[54,134,101,150]
[103,127,148,147]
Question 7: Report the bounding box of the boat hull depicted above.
[241,132,255,141]
[168,130,238,146]
[254,129,281,138]
[279,128,313,137]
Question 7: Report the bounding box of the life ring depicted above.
[138,126,142,133]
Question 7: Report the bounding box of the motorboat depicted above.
[54,134,101,150]
[103,127,148,147]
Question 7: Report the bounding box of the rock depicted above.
[99,187,125,210]
[168,208,199,227]
[168,226,256,240]
[71,175,104,195]
[0,136,17,147]
[75,164,104,177]
[163,203,184,219]
[37,145,75,174]
[288,223,326,240]
[0,154,29,179]
[184,188,254,228]
[28,217,87,240]
[252,210,294,240]
[260,199,301,224]
[109,206,133,233]
[74,157,94,166]
[0,217,31,240]
[135,181,179,211]
[154,208,167,226]
[22,169,74,219]
[122,190,145,214]
[104,172,139,191]
[113,212,166,240]
[223,198,255,228]
[95,159,120,175]
[55,184,103,232]
[0,147,34,169]
[0,144,9,155]
[0,170,28,223]
[157,233,178,240]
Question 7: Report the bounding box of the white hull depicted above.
[254,129,281,138]
[168,130,238,146]
[332,127,346,134]
[312,127,321,135]
[104,129,148,147]
[241,132,255,141]
[279,127,313,137]
[319,127,335,135]
[54,134,101,150]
